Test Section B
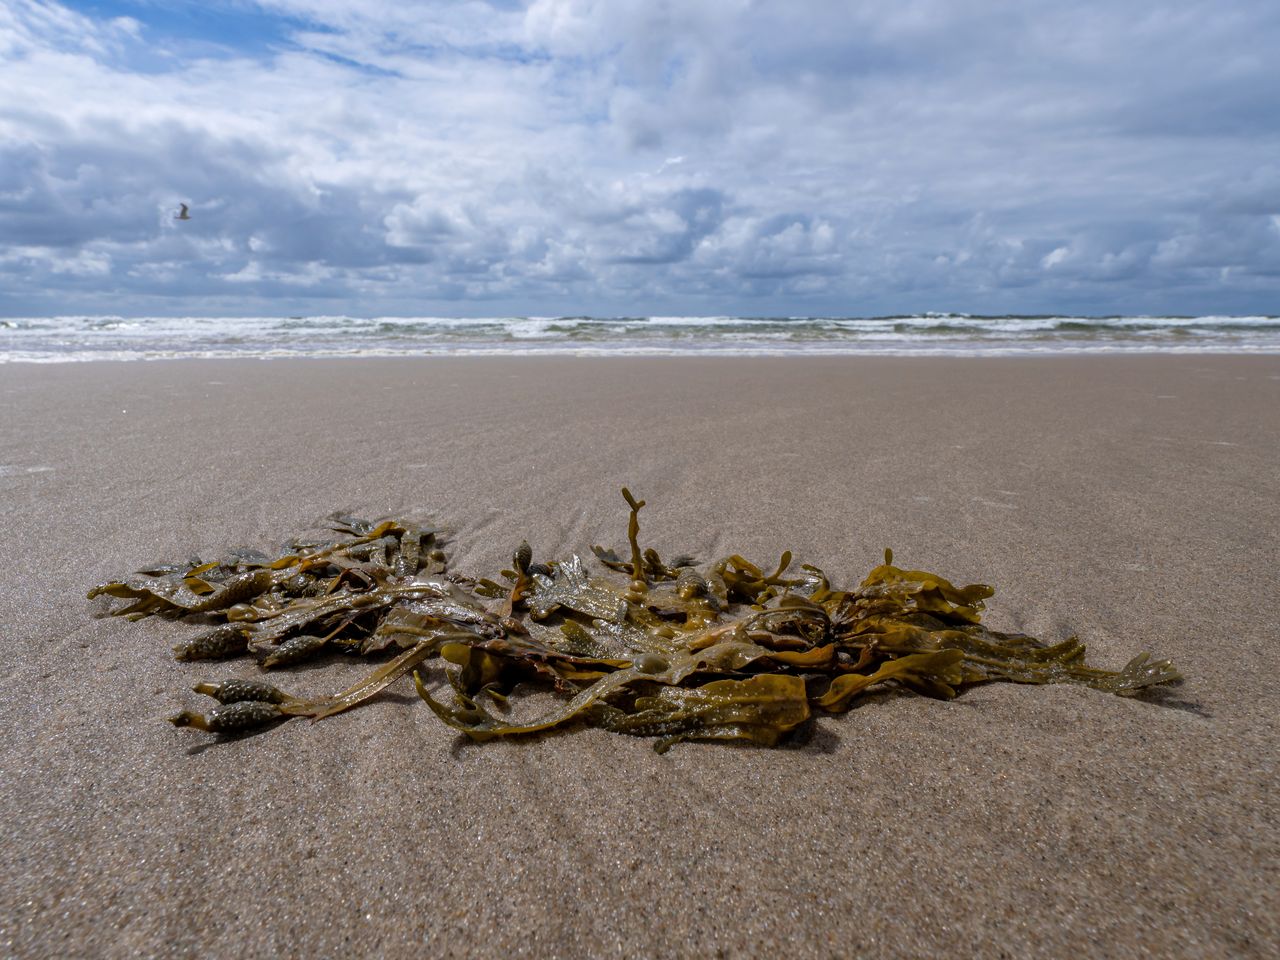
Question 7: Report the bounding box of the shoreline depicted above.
[2,355,1276,957]
[7,345,1280,363]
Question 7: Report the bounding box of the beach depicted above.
[0,355,1276,958]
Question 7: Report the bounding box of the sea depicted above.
[3,314,1280,362]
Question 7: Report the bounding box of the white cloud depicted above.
[1042,247,1070,269]
[0,0,1278,315]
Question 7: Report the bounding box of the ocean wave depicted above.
[3,314,1279,362]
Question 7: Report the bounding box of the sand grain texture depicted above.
[1,357,1276,958]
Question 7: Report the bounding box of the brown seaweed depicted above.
[89,493,1183,752]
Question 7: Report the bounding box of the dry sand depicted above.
[0,356,1276,959]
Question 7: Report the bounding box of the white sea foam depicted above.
[2,314,1279,362]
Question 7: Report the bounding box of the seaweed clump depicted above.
[89,490,1182,752]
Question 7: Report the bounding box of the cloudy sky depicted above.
[2,0,1278,317]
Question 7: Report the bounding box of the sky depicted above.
[1,0,1278,318]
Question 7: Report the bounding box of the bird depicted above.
[175,203,191,221]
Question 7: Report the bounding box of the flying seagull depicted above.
[175,203,191,221]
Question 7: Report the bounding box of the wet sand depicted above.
[1,356,1276,958]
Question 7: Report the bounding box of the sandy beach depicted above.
[0,355,1276,959]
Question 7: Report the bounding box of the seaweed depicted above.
[89,493,1183,752]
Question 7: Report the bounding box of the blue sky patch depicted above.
[64,1,317,62]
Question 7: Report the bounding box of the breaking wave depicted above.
[3,314,1279,361]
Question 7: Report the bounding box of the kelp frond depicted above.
[90,490,1183,750]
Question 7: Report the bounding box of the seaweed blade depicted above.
[91,488,1184,750]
